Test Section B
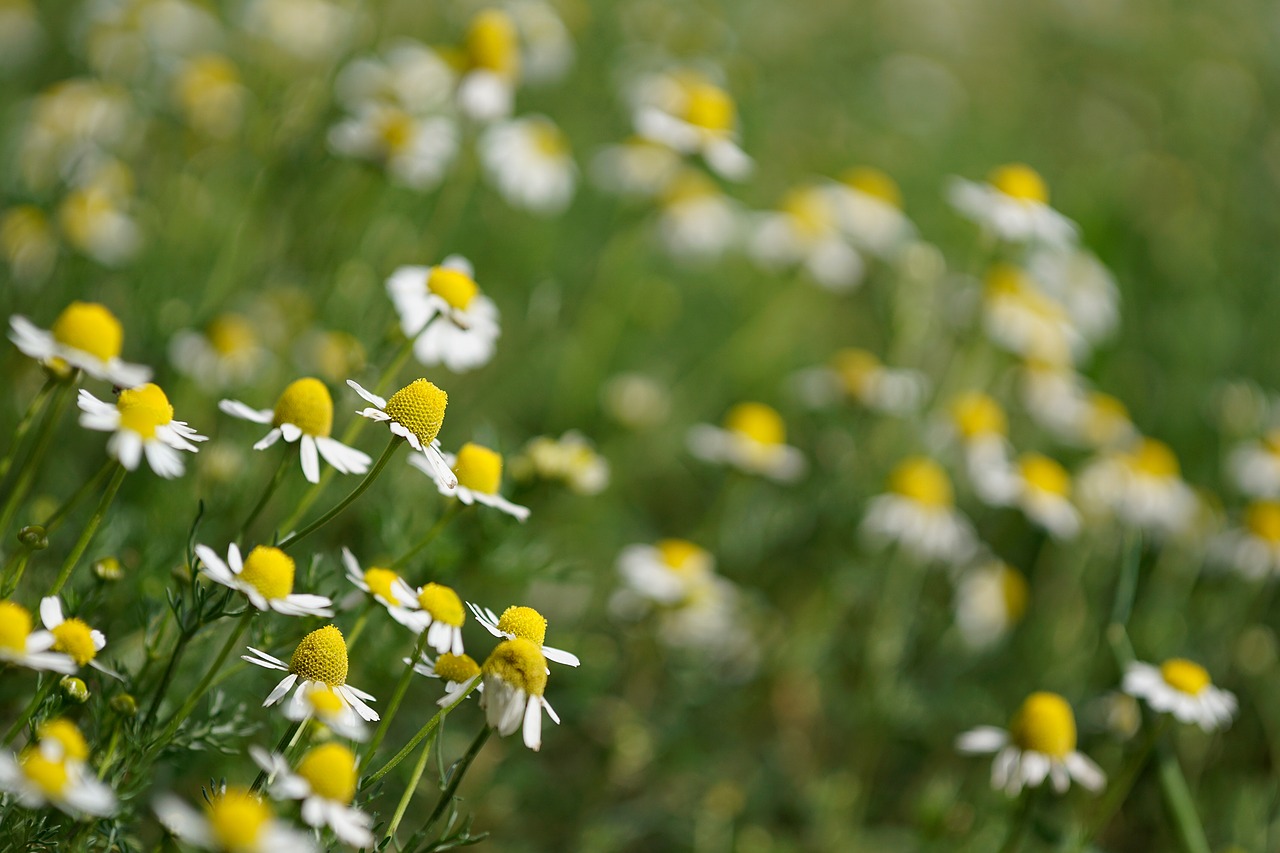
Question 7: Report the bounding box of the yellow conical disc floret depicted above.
[683,81,735,132]
[468,9,519,78]
[1160,659,1211,695]
[483,637,548,697]
[289,625,348,686]
[724,403,785,446]
[417,584,464,626]
[832,349,881,397]
[51,302,123,362]
[117,383,174,439]
[384,379,448,448]
[780,186,834,237]
[207,788,272,851]
[51,618,96,666]
[530,119,568,157]
[434,652,481,683]
[20,748,68,798]
[842,166,903,209]
[454,443,503,494]
[497,605,547,647]
[239,546,295,601]
[363,568,402,605]
[889,457,953,508]
[657,539,707,574]
[295,743,358,804]
[206,314,256,356]
[989,163,1048,204]
[306,684,344,715]
[1009,692,1076,758]
[1246,501,1280,543]
[663,169,718,206]
[272,378,334,438]
[428,266,479,311]
[0,601,33,653]
[1129,439,1179,478]
[38,718,89,762]
[951,392,1007,440]
[1019,453,1071,497]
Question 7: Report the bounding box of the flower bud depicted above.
[17,525,48,549]
[92,556,123,581]
[110,694,138,717]
[60,676,89,703]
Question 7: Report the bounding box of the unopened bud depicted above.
[93,557,123,582]
[110,694,138,717]
[17,525,48,549]
[60,676,89,703]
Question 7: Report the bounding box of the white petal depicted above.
[219,400,274,424]
[346,380,386,408]
[299,435,320,484]
[39,597,63,629]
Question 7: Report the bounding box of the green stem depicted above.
[390,504,460,573]
[141,632,194,730]
[0,547,35,598]
[1076,721,1163,847]
[365,677,479,786]
[419,725,491,840]
[344,601,374,652]
[155,610,254,744]
[277,438,401,550]
[47,464,126,597]
[239,449,290,541]
[251,719,303,794]
[43,458,115,535]
[386,727,439,842]
[0,381,75,540]
[997,788,1038,853]
[3,675,57,744]
[1156,740,1212,853]
[0,377,55,483]
[364,631,431,760]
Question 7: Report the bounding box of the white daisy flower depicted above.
[220,377,372,484]
[506,0,574,84]
[861,457,978,565]
[385,257,501,373]
[591,136,683,198]
[456,9,520,121]
[947,392,1019,506]
[655,574,759,676]
[479,638,560,751]
[982,264,1081,365]
[687,402,806,483]
[242,625,379,722]
[0,720,116,818]
[401,582,467,656]
[334,40,455,116]
[195,543,334,618]
[1123,659,1237,732]
[631,69,753,181]
[38,596,116,678]
[791,348,928,416]
[58,176,143,268]
[240,0,353,63]
[514,431,610,494]
[154,786,317,853]
[413,442,530,521]
[169,313,268,390]
[655,170,740,261]
[9,301,150,387]
[954,561,1029,650]
[78,382,206,478]
[1010,453,1081,540]
[340,547,419,627]
[1227,429,1280,498]
[479,115,577,215]
[829,167,915,258]
[328,103,458,192]
[347,377,457,488]
[1018,363,1136,449]
[250,743,374,848]
[468,602,579,667]
[0,600,76,674]
[1026,246,1120,348]
[1210,500,1280,580]
[1077,438,1199,536]
[947,163,1078,246]
[750,184,864,292]
[957,692,1105,796]
[282,682,369,741]
[615,539,715,607]
[412,651,483,707]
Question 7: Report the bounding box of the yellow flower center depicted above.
[662,169,717,205]
[116,383,175,439]
[529,119,568,158]
[831,349,881,397]
[207,788,272,852]
[206,314,256,356]
[984,263,1033,299]
[950,392,1007,439]
[496,605,547,646]
[1246,501,1280,544]
[724,402,786,446]
[434,652,481,683]
[295,743,358,804]
[306,684,345,716]
[888,457,953,508]
[989,163,1049,204]
[427,267,479,311]
[467,9,520,78]
[384,379,449,448]
[841,166,903,209]
[1084,392,1130,443]
[363,568,402,605]
[376,107,415,155]
[1000,565,1029,622]
[1009,692,1076,758]
[1265,428,1280,456]
[20,749,68,798]
[1019,453,1071,497]
[272,378,334,438]
[1160,658,1211,695]
[682,81,736,132]
[0,601,33,654]
[50,301,123,362]
[1129,439,1180,478]
[38,719,89,762]
[417,583,464,626]
[482,637,547,697]
[656,539,707,574]
[780,186,834,237]
[289,625,348,686]
[239,546,295,601]
[51,619,97,667]
[454,443,503,495]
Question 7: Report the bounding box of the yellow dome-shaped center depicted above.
[206,314,256,356]
[418,583,464,626]
[530,119,568,158]
[376,107,415,155]
[656,539,708,574]
[51,301,123,362]
[780,186,834,238]
[117,383,175,439]
[20,749,69,798]
[363,568,401,605]
[272,378,333,438]
[832,349,881,398]
[841,166,903,209]
[989,163,1049,204]
[1246,501,1280,544]
[51,619,97,667]
[305,684,345,716]
[683,82,736,132]
[289,625,348,686]
[889,457,953,508]
[663,169,718,205]
[427,267,479,311]
[295,742,358,804]
[1009,692,1076,758]
[0,601,33,654]
[497,605,548,646]
[239,546,295,601]
[1129,439,1180,478]
[724,402,786,446]
[951,392,1007,440]
[455,443,503,495]
[482,637,548,697]
[1160,658,1211,695]
[207,788,271,852]
[1019,453,1071,497]
[434,652,481,683]
[384,379,449,448]
[38,718,89,762]
[467,9,520,78]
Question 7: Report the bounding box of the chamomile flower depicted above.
[632,69,753,180]
[169,313,268,389]
[506,0,574,84]
[38,596,115,678]
[687,402,806,483]
[1123,659,1237,731]
[480,638,560,751]
[250,743,374,847]
[791,348,928,415]
[10,301,150,386]
[0,719,116,817]
[327,102,458,192]
[957,692,1105,796]
[195,543,335,617]
[982,264,1080,365]
[947,163,1078,246]
[78,382,206,478]
[412,652,482,707]
[948,392,1017,505]
[750,184,864,291]
[1209,500,1280,580]
[1077,438,1198,536]
[414,442,530,521]
[655,169,740,261]
[830,167,915,258]
[385,257,500,373]
[457,9,521,121]
[404,583,466,655]
[219,377,372,484]
[1010,453,1081,539]
[479,115,577,215]
[154,786,317,853]
[1026,246,1120,348]
[1,206,57,285]
[469,602,580,667]
[348,377,457,488]
[1018,362,1135,449]
[242,625,379,721]
[615,539,715,607]
[861,457,977,565]
[0,601,75,674]
[1227,428,1280,498]
[954,561,1029,650]
[514,431,610,494]
[340,548,419,627]
[591,136,683,198]
[173,54,246,139]
[240,0,353,63]
[283,682,369,741]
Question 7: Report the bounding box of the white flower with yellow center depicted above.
[242,625,379,721]
[954,561,1029,650]
[480,638,560,751]
[195,543,334,617]
[250,743,374,847]
[348,377,457,488]
[507,0,574,84]
[948,391,1018,505]
[615,539,715,607]
[632,69,753,181]
[220,377,371,484]
[39,596,115,678]
[170,313,268,389]
[792,348,928,415]
[1027,246,1120,348]
[415,442,530,521]
[830,167,915,258]
[386,257,500,373]
[750,184,864,292]
[957,692,1105,795]
[400,582,467,655]
[861,457,977,565]
[412,651,483,707]
[982,264,1081,365]
[1,205,58,285]
[1209,500,1280,580]
[656,169,740,261]
[10,301,150,386]
[78,382,206,478]
[282,682,368,741]
[154,786,317,853]
[1011,453,1081,539]
[0,718,116,817]
[19,79,132,192]
[687,402,806,483]
[240,0,353,62]
[469,602,580,667]
[173,53,245,138]
[514,431,610,494]
[1077,438,1198,535]
[457,9,521,121]
[656,574,759,675]
[1227,428,1280,498]
[58,170,143,268]
[1018,362,1135,449]
[340,547,419,627]
[328,101,458,192]
[335,39,455,115]
[1123,659,1237,731]
[947,163,1078,246]
[591,136,683,199]
[479,115,577,215]
[0,600,75,674]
